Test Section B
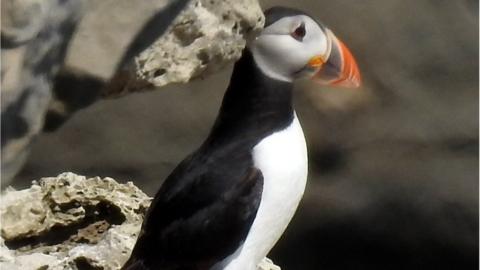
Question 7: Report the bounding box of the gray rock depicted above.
[1,0,86,186]
[1,0,50,46]
[0,173,279,270]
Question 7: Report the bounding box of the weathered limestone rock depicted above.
[101,0,265,96]
[0,173,280,270]
[0,172,150,270]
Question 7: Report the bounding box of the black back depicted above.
[122,49,295,270]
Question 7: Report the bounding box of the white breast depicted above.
[217,113,308,270]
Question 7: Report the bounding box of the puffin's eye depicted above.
[291,23,306,41]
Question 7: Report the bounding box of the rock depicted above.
[64,0,181,80]
[59,0,265,99]
[101,0,265,97]
[0,172,150,270]
[1,0,51,47]
[1,0,87,185]
[258,258,281,270]
[0,173,280,270]
[0,251,58,270]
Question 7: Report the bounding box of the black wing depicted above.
[123,152,263,270]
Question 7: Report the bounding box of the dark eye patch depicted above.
[291,23,306,41]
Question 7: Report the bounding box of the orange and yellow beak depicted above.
[308,30,361,88]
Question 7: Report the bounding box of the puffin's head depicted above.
[248,6,361,88]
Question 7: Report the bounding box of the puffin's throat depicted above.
[205,49,295,148]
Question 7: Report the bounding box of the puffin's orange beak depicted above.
[307,30,361,88]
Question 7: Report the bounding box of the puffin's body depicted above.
[123,6,360,270]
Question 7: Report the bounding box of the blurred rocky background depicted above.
[2,0,478,270]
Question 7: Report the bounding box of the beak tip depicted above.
[333,76,361,89]
[351,71,362,89]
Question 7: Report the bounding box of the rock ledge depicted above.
[0,173,279,270]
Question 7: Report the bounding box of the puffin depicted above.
[122,6,361,270]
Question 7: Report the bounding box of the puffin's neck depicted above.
[205,49,295,147]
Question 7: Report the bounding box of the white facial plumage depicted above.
[248,15,329,82]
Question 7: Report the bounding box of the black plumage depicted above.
[122,49,295,270]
